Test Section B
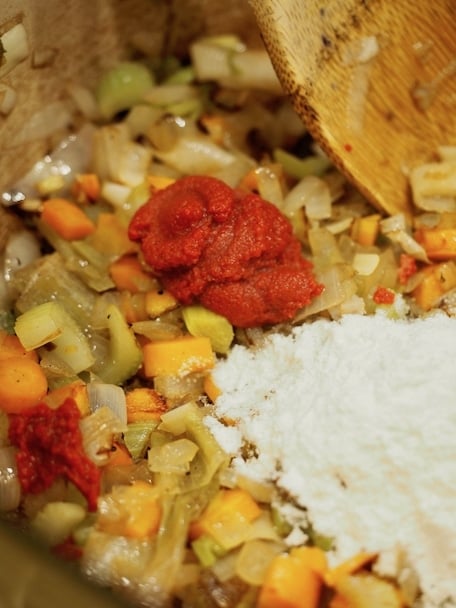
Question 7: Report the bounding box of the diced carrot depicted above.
[0,357,48,413]
[373,286,395,305]
[350,214,381,247]
[119,292,149,323]
[414,227,456,261]
[71,173,101,203]
[41,198,96,240]
[199,114,228,146]
[96,480,161,539]
[398,253,418,285]
[238,167,260,193]
[147,175,176,191]
[125,387,168,422]
[189,488,261,542]
[104,442,133,468]
[0,330,38,362]
[91,212,138,256]
[145,289,178,318]
[109,255,158,293]
[412,261,456,310]
[328,594,351,608]
[142,336,215,377]
[258,546,326,608]
[44,380,89,415]
[203,373,221,402]
[325,552,377,587]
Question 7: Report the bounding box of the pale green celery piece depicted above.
[14,301,95,374]
[163,65,195,85]
[96,61,155,120]
[182,305,234,354]
[139,492,197,597]
[180,402,229,492]
[273,148,332,179]
[96,304,142,385]
[12,252,96,328]
[191,534,227,568]
[200,34,245,52]
[149,428,175,449]
[270,506,293,538]
[124,420,158,459]
[37,221,115,292]
[122,180,151,220]
[70,241,115,292]
[165,97,203,119]
[306,524,334,551]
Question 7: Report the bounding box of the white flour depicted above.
[206,313,456,608]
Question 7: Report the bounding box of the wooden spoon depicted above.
[250,0,456,216]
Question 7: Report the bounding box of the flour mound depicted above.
[208,313,456,608]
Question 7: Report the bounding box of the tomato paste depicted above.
[8,398,100,511]
[128,176,323,327]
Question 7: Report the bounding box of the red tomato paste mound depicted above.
[8,398,100,511]
[128,176,323,327]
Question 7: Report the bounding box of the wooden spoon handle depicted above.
[251,0,456,216]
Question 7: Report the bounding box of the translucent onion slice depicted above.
[283,175,332,220]
[87,382,127,425]
[148,438,199,474]
[4,229,41,281]
[235,539,285,586]
[80,406,126,466]
[0,446,21,512]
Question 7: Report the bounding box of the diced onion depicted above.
[80,406,126,466]
[148,438,199,474]
[11,124,95,199]
[13,101,73,145]
[154,134,236,175]
[353,252,380,276]
[235,539,284,585]
[283,175,332,220]
[66,83,100,120]
[0,446,21,512]
[410,161,456,212]
[0,84,17,116]
[3,229,41,281]
[87,382,128,425]
[0,23,29,78]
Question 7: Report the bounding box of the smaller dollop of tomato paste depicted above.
[8,398,100,511]
[128,176,323,327]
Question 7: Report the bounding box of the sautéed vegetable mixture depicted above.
[0,35,455,608]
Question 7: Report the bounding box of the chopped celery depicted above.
[148,438,199,475]
[124,420,158,459]
[164,65,195,85]
[96,62,155,120]
[14,301,95,374]
[191,534,227,567]
[182,305,233,354]
[96,304,142,385]
[11,252,96,328]
[270,506,293,538]
[170,402,228,492]
[273,148,332,179]
[37,221,115,292]
[306,524,334,551]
